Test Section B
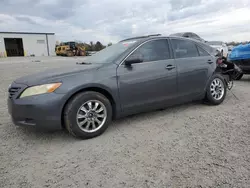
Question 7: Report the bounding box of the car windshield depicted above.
[82,40,137,63]
[207,41,223,45]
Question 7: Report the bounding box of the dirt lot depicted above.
[0,57,249,188]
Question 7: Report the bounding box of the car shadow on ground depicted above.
[239,75,250,82]
[15,125,75,141]
[110,100,204,128]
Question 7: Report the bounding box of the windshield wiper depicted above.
[76,62,92,65]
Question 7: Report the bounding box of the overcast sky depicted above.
[0,0,249,44]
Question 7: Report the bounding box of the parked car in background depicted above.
[227,45,234,56]
[228,43,250,80]
[169,32,206,43]
[228,45,234,52]
[206,41,229,58]
[8,35,227,139]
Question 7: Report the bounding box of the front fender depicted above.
[57,82,121,119]
[60,83,115,101]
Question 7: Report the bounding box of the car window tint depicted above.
[129,39,170,62]
[197,45,210,56]
[171,39,199,58]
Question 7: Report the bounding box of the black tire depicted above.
[64,91,112,139]
[204,74,227,105]
[235,73,243,80]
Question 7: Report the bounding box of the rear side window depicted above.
[200,43,217,55]
[171,39,199,58]
[129,39,170,62]
[197,45,210,56]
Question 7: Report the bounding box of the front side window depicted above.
[127,39,170,63]
[171,39,199,58]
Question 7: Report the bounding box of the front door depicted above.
[117,39,178,115]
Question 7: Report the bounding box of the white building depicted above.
[0,32,56,57]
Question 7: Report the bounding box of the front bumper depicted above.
[8,84,65,131]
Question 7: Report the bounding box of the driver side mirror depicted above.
[124,56,143,66]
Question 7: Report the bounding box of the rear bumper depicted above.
[8,92,65,131]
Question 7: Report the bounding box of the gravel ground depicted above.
[0,58,250,188]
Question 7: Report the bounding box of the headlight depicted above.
[19,83,62,98]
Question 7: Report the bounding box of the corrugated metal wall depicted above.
[0,33,56,57]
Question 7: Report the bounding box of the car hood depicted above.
[14,63,102,86]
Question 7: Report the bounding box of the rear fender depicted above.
[204,69,228,92]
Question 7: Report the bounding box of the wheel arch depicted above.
[204,71,228,92]
[61,85,117,128]
[204,69,222,92]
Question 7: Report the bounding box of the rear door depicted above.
[170,38,214,99]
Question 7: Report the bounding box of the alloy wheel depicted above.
[210,78,225,100]
[76,100,107,133]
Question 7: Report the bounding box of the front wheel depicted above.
[64,91,112,139]
[204,74,227,105]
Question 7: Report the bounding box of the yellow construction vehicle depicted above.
[55,41,86,56]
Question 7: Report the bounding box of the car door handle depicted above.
[207,60,213,64]
[165,65,176,70]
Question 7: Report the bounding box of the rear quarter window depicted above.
[196,45,210,56]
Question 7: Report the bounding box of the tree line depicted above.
[83,41,113,51]
[226,41,250,46]
[56,40,113,51]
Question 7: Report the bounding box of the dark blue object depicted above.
[228,43,250,61]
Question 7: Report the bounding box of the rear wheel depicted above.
[204,74,227,105]
[64,91,112,139]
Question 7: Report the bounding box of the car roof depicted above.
[118,34,216,56]
[119,34,182,43]
[119,34,162,42]
[169,32,186,36]
[119,34,204,43]
[169,32,197,36]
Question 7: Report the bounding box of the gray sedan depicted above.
[8,35,227,139]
